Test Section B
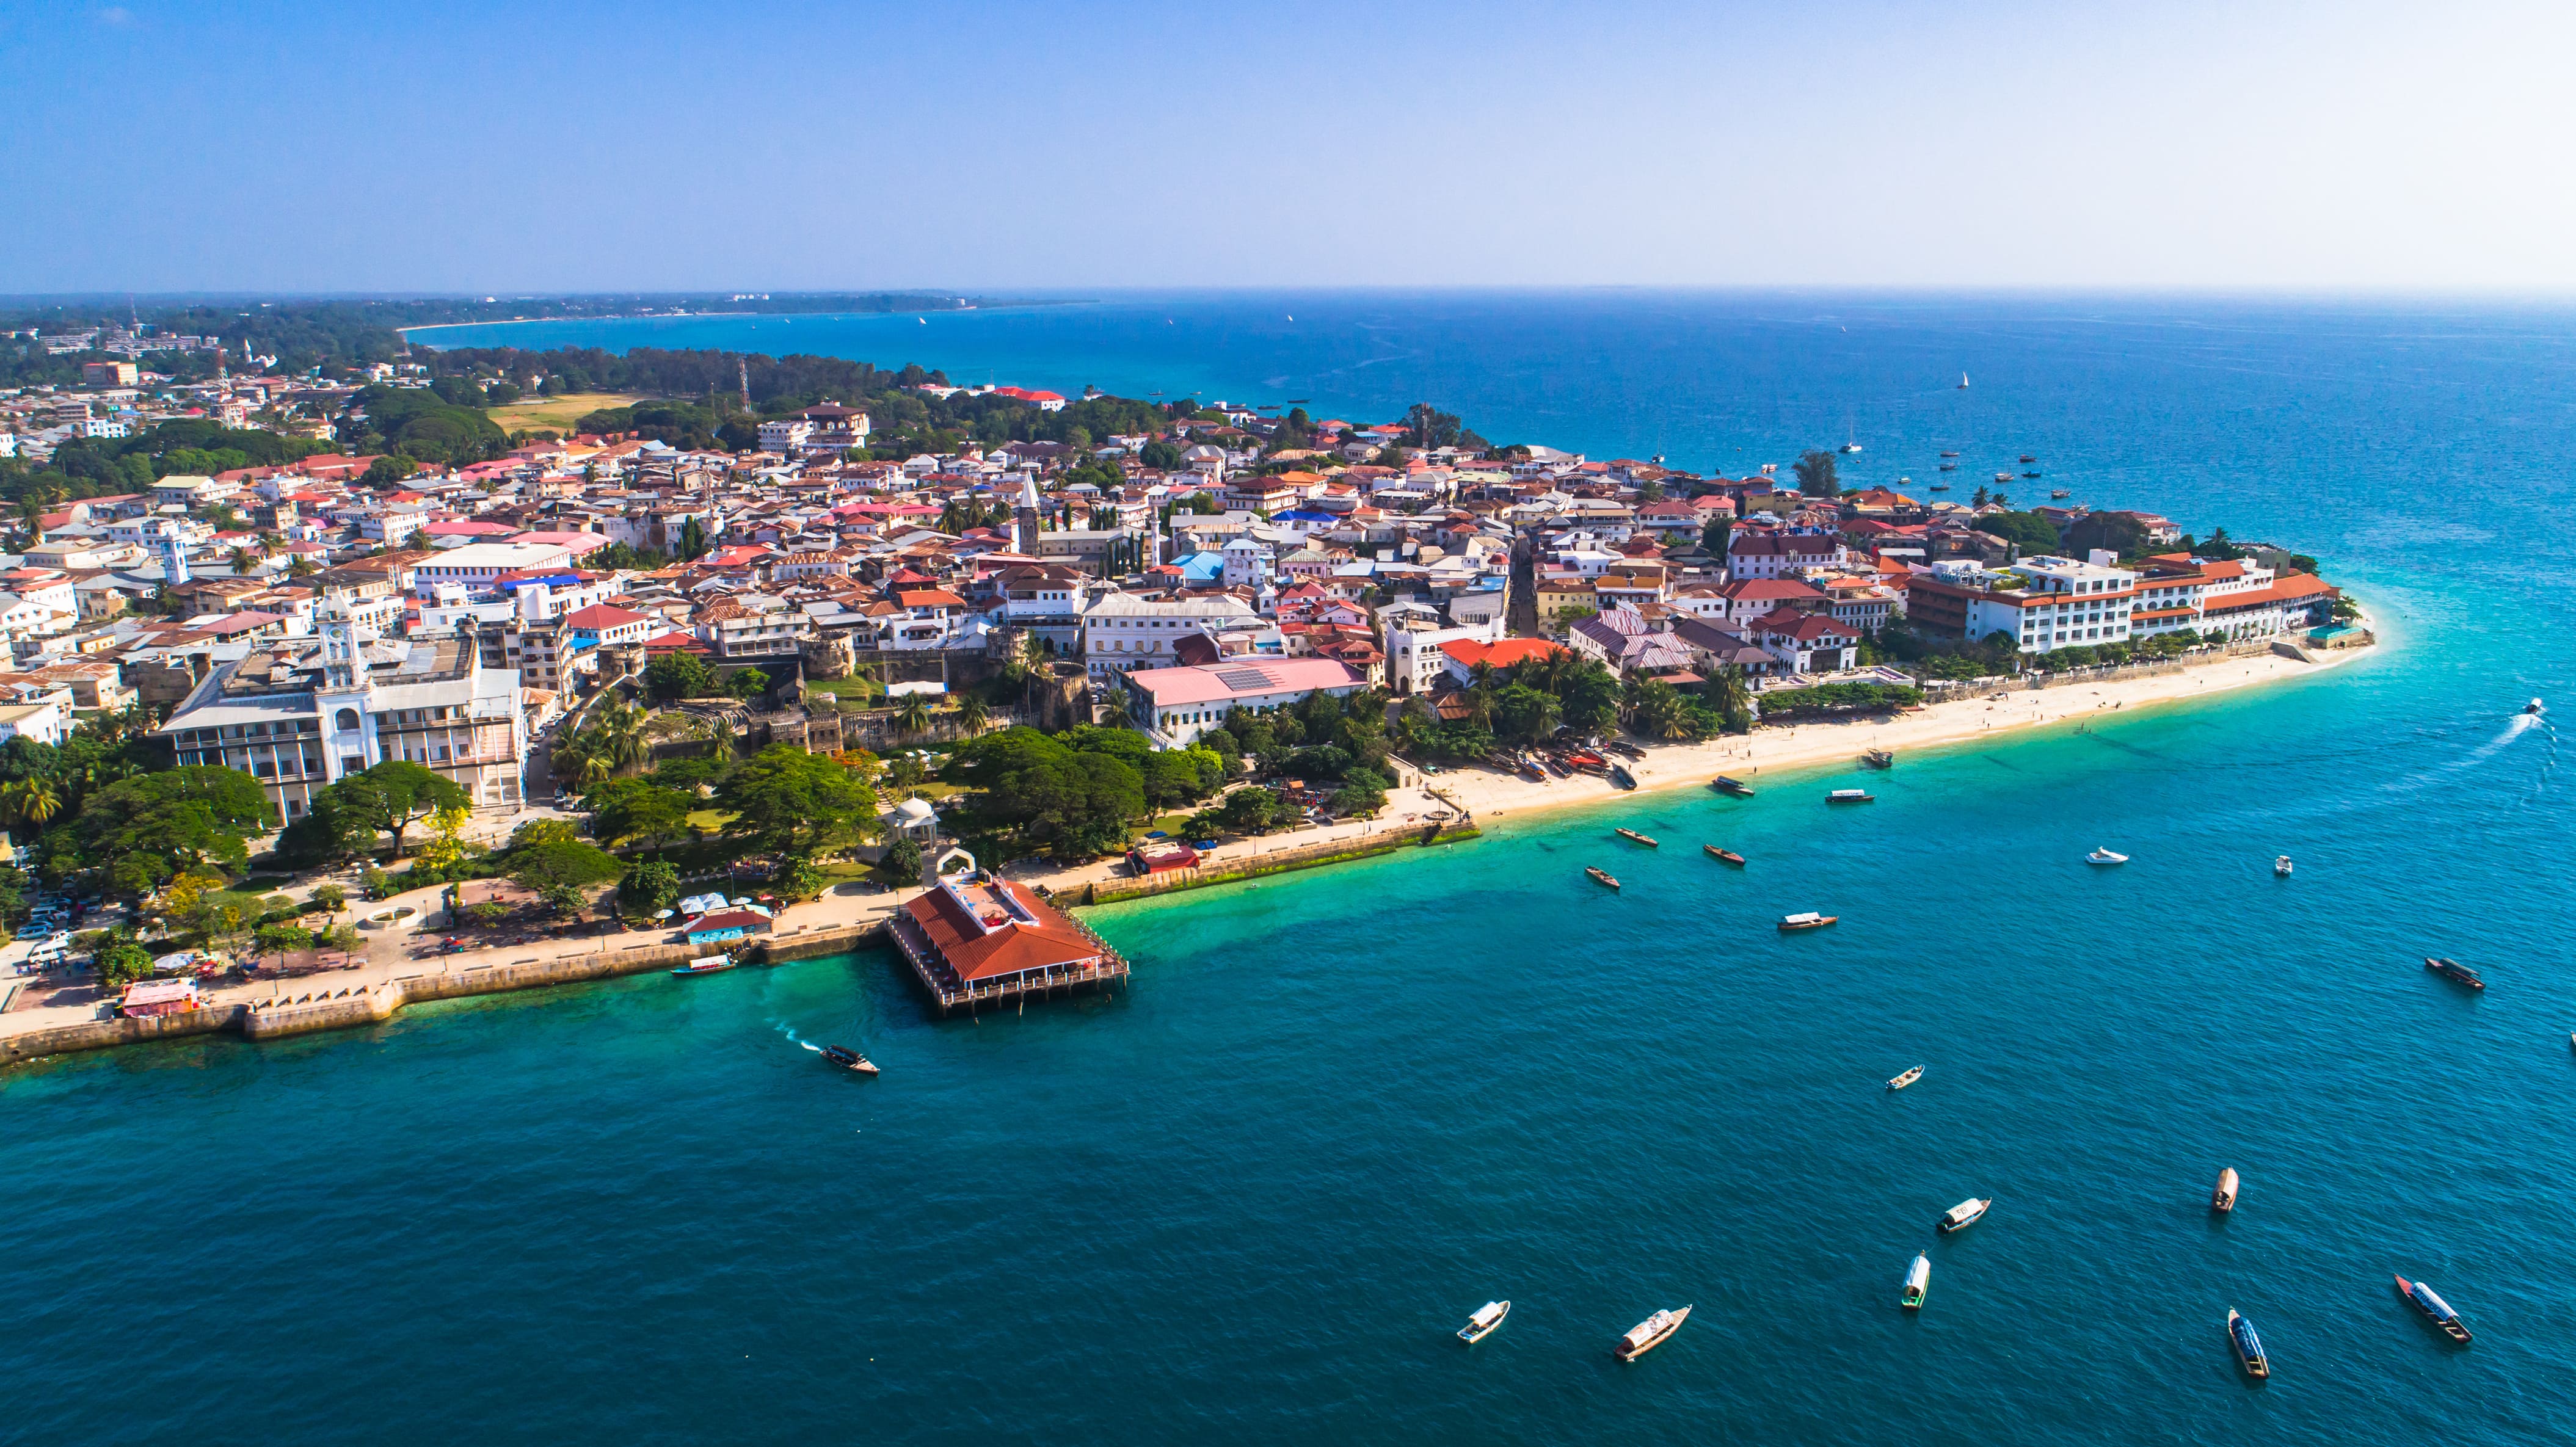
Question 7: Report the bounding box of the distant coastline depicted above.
[401,298,1082,343]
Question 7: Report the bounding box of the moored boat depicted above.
[1614,1305,1690,1360]
[2228,1310,2270,1379]
[1778,912,1838,932]
[1827,788,1875,803]
[2019,454,2037,463]
[1704,844,1745,866]
[1937,1197,1990,1233]
[1902,1253,1930,1310]
[2425,956,2485,989]
[1711,776,1755,797]
[1458,1299,1511,1344]
[2086,847,2128,865]
[671,953,736,976]
[1995,471,2015,483]
[2211,1167,2239,1213]
[1940,449,1961,457]
[2274,855,2293,877]
[1888,1065,1924,1090]
[1585,866,1620,890]
[1615,827,1657,847]
[2393,1275,2472,1343]
[1861,748,1894,769]
[820,1045,879,1075]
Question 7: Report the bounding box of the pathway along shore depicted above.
[0,639,2373,1064]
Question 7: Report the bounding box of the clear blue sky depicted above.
[2,0,2567,294]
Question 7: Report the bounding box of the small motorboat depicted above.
[1711,776,1755,797]
[1888,1065,1924,1090]
[1994,471,2015,484]
[1585,866,1620,890]
[2086,848,2128,866]
[1704,845,1746,866]
[1861,749,1894,769]
[1778,912,1838,932]
[2274,855,2293,877]
[1902,1253,1930,1310]
[2211,1167,2239,1213]
[2425,956,2485,990]
[2394,1275,2472,1343]
[1937,1197,1990,1233]
[671,953,735,976]
[820,1045,879,1075]
[2228,1310,2270,1379]
[2018,454,2037,463]
[1615,827,1657,847]
[1827,788,1875,804]
[1457,1299,1511,1344]
[1931,478,1951,487]
[2525,698,2544,715]
[1614,1305,1690,1360]
[1940,450,1961,457]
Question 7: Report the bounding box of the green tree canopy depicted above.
[1792,449,1840,498]
[644,650,716,701]
[507,840,624,916]
[584,777,692,847]
[319,761,471,858]
[614,859,682,919]
[63,766,275,898]
[711,744,882,857]
[1983,511,2065,555]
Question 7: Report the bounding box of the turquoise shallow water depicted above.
[11,294,2576,1443]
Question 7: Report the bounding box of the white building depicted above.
[410,541,576,600]
[0,700,71,747]
[1119,658,1368,747]
[1082,592,1262,680]
[1383,618,1503,695]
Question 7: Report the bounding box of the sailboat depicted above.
[1958,372,1970,389]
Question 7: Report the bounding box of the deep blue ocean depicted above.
[11,294,2576,1445]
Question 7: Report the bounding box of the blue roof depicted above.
[1169,553,1226,582]
[1274,509,1337,523]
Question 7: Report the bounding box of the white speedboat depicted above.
[1888,1065,1924,1090]
[2527,698,2545,715]
[1457,1300,1509,1343]
[2086,848,2128,866]
[2274,855,2293,877]
[1902,1253,1930,1310]
[1937,1197,1990,1233]
[1614,1305,1690,1360]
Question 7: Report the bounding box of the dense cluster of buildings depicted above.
[0,358,2343,826]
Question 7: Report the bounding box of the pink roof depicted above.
[562,604,649,629]
[1124,658,1365,708]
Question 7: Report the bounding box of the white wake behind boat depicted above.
[1457,1299,1510,1343]
[1614,1305,1690,1360]
[2086,848,2129,866]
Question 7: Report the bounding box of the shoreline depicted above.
[1431,641,2378,833]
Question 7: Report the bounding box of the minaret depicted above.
[1014,473,1042,554]
[156,530,191,586]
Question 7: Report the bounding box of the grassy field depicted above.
[487,392,649,435]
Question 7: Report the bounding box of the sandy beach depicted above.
[1430,642,2376,829]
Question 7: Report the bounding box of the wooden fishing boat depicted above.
[1615,827,1658,847]
[1778,912,1838,932]
[1458,1299,1510,1344]
[1704,845,1745,866]
[1711,776,1755,797]
[1937,1197,1990,1233]
[1887,1065,1924,1090]
[2211,1167,2239,1213]
[2425,956,2485,990]
[1861,749,1894,769]
[1902,1253,1930,1310]
[2229,1310,2271,1379]
[1585,867,1620,890]
[1614,1305,1690,1360]
[2394,1275,2472,1343]
[820,1045,879,1075]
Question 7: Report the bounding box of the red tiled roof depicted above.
[904,880,1105,983]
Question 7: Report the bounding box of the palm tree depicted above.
[954,694,990,735]
[594,700,650,774]
[4,778,60,830]
[286,554,318,578]
[700,711,740,763]
[893,693,933,738]
[1709,665,1752,728]
[228,546,258,576]
[1619,673,1648,727]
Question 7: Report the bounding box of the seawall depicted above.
[1,922,895,1067]
[1078,822,1481,906]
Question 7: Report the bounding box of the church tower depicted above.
[1013,473,1042,555]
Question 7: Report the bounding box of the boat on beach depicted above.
[2229,1310,2270,1379]
[1902,1253,1930,1310]
[1778,912,1838,932]
[1861,748,1894,769]
[2394,1275,2472,1343]
[2425,956,2485,990]
[2274,855,2293,877]
[1711,776,1755,797]
[2086,847,2128,865]
[1458,1300,1511,1344]
[1888,1065,1924,1090]
[820,1045,879,1075]
[1705,844,1745,866]
[1614,1305,1690,1360]
[1827,788,1875,804]
[1519,756,1546,782]
[1607,763,1639,789]
[671,953,735,976]
[2211,1167,2239,1213]
[1586,866,1620,890]
[1615,827,1657,847]
[1937,1197,1990,1233]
